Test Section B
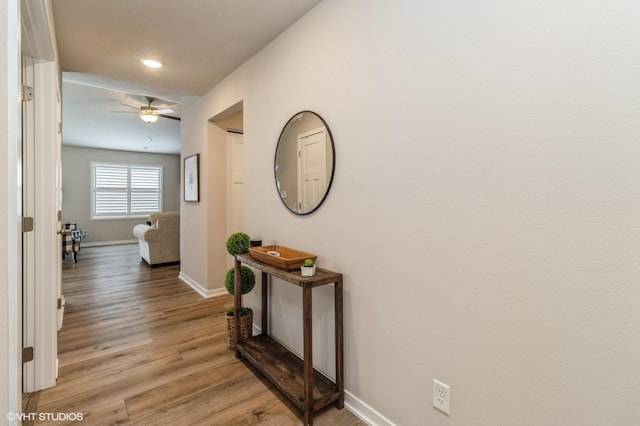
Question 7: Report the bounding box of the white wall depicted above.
[62,145,181,244]
[181,1,640,424]
[179,96,209,291]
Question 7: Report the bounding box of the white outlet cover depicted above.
[433,378,450,415]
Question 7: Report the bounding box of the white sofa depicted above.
[133,211,180,266]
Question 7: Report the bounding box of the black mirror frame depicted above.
[274,110,335,216]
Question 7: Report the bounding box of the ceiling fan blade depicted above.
[119,103,140,110]
[159,114,181,121]
[156,108,174,114]
[110,110,138,113]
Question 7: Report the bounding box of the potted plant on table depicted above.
[224,232,256,349]
[300,258,317,277]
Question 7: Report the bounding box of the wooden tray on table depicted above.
[248,245,317,271]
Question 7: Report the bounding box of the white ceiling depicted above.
[62,73,183,154]
[52,0,323,154]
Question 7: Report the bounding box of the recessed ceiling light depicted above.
[140,58,163,68]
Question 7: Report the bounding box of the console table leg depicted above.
[233,259,242,359]
[303,285,313,425]
[262,271,268,335]
[335,277,344,409]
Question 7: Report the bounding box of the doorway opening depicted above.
[207,102,244,277]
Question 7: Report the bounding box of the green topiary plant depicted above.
[225,266,256,295]
[224,232,255,349]
[226,232,251,256]
[303,258,314,267]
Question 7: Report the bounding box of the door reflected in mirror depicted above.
[274,111,335,215]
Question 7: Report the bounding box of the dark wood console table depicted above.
[234,253,344,426]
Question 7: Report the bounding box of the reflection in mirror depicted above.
[274,111,335,215]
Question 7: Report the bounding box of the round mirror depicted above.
[274,111,335,215]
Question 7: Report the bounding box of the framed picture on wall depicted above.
[184,154,199,202]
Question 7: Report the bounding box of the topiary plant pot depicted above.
[225,309,253,349]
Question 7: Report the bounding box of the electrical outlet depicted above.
[433,378,450,415]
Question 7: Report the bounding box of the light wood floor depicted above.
[32,244,364,425]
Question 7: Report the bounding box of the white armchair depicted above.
[133,212,180,266]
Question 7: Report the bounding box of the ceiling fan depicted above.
[112,96,180,123]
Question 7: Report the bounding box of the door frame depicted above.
[1,0,23,420]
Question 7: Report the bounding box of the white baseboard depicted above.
[344,390,396,426]
[253,324,262,336]
[82,239,137,247]
[178,271,228,299]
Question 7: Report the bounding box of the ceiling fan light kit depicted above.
[140,112,159,123]
[140,106,159,123]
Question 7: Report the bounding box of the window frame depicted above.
[91,162,163,220]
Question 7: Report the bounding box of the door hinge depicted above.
[22,216,34,232]
[22,347,34,363]
[22,85,33,102]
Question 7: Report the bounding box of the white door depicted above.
[228,131,244,234]
[21,55,60,392]
[297,128,327,213]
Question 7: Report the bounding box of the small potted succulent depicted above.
[300,258,317,277]
[224,232,255,349]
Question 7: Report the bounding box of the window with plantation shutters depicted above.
[91,163,163,219]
